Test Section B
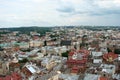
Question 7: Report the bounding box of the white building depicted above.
[100,64,116,75]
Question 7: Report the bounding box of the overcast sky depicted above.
[0,0,120,28]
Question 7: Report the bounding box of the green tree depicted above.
[19,58,29,63]
[114,49,120,54]
[62,51,70,57]
[107,47,112,53]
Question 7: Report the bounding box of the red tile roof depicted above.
[11,72,22,80]
[76,59,86,64]
[67,59,76,63]
[72,66,79,70]
[5,75,12,80]
[103,52,118,62]
[99,77,109,80]
[69,49,90,56]
[67,59,86,64]
[0,72,22,80]
[69,51,74,56]
[71,66,79,73]
[0,78,3,80]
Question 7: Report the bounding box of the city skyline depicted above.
[0,0,120,28]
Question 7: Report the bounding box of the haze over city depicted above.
[0,0,120,28]
[1,0,120,80]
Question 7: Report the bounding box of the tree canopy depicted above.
[114,49,120,54]
[61,51,70,57]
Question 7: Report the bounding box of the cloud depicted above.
[0,0,120,27]
[56,0,120,16]
[56,6,75,13]
[93,0,120,8]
